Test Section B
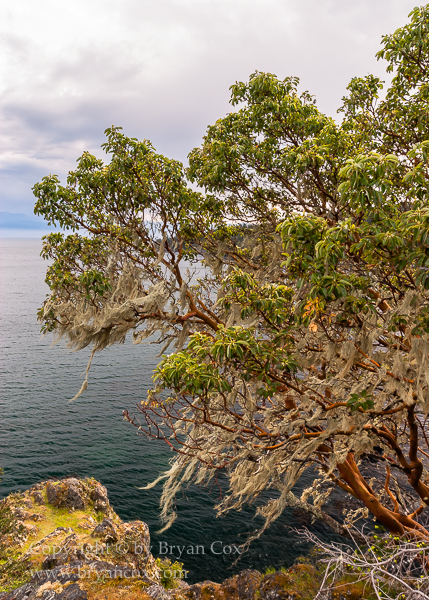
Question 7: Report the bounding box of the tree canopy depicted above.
[34,6,429,545]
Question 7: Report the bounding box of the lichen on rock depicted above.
[44,479,112,516]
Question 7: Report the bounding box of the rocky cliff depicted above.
[0,478,365,600]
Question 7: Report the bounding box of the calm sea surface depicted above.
[0,238,339,582]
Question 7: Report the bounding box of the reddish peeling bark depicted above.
[337,452,429,539]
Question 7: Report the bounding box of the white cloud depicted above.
[0,0,418,213]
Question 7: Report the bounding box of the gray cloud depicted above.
[0,0,418,214]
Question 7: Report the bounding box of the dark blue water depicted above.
[0,238,339,582]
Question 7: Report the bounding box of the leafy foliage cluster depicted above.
[34,7,429,545]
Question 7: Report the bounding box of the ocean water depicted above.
[0,238,340,582]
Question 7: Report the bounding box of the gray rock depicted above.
[41,553,68,570]
[236,570,262,600]
[91,518,118,542]
[90,483,110,513]
[146,584,172,600]
[45,482,59,505]
[55,584,87,600]
[0,583,35,600]
[0,582,87,600]
[46,479,85,510]
[62,482,85,510]
[13,507,31,520]
[29,513,45,522]
[30,491,44,505]
[31,565,79,586]
[176,580,190,589]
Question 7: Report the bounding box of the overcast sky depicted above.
[0,0,420,215]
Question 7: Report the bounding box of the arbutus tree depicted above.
[34,6,429,546]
